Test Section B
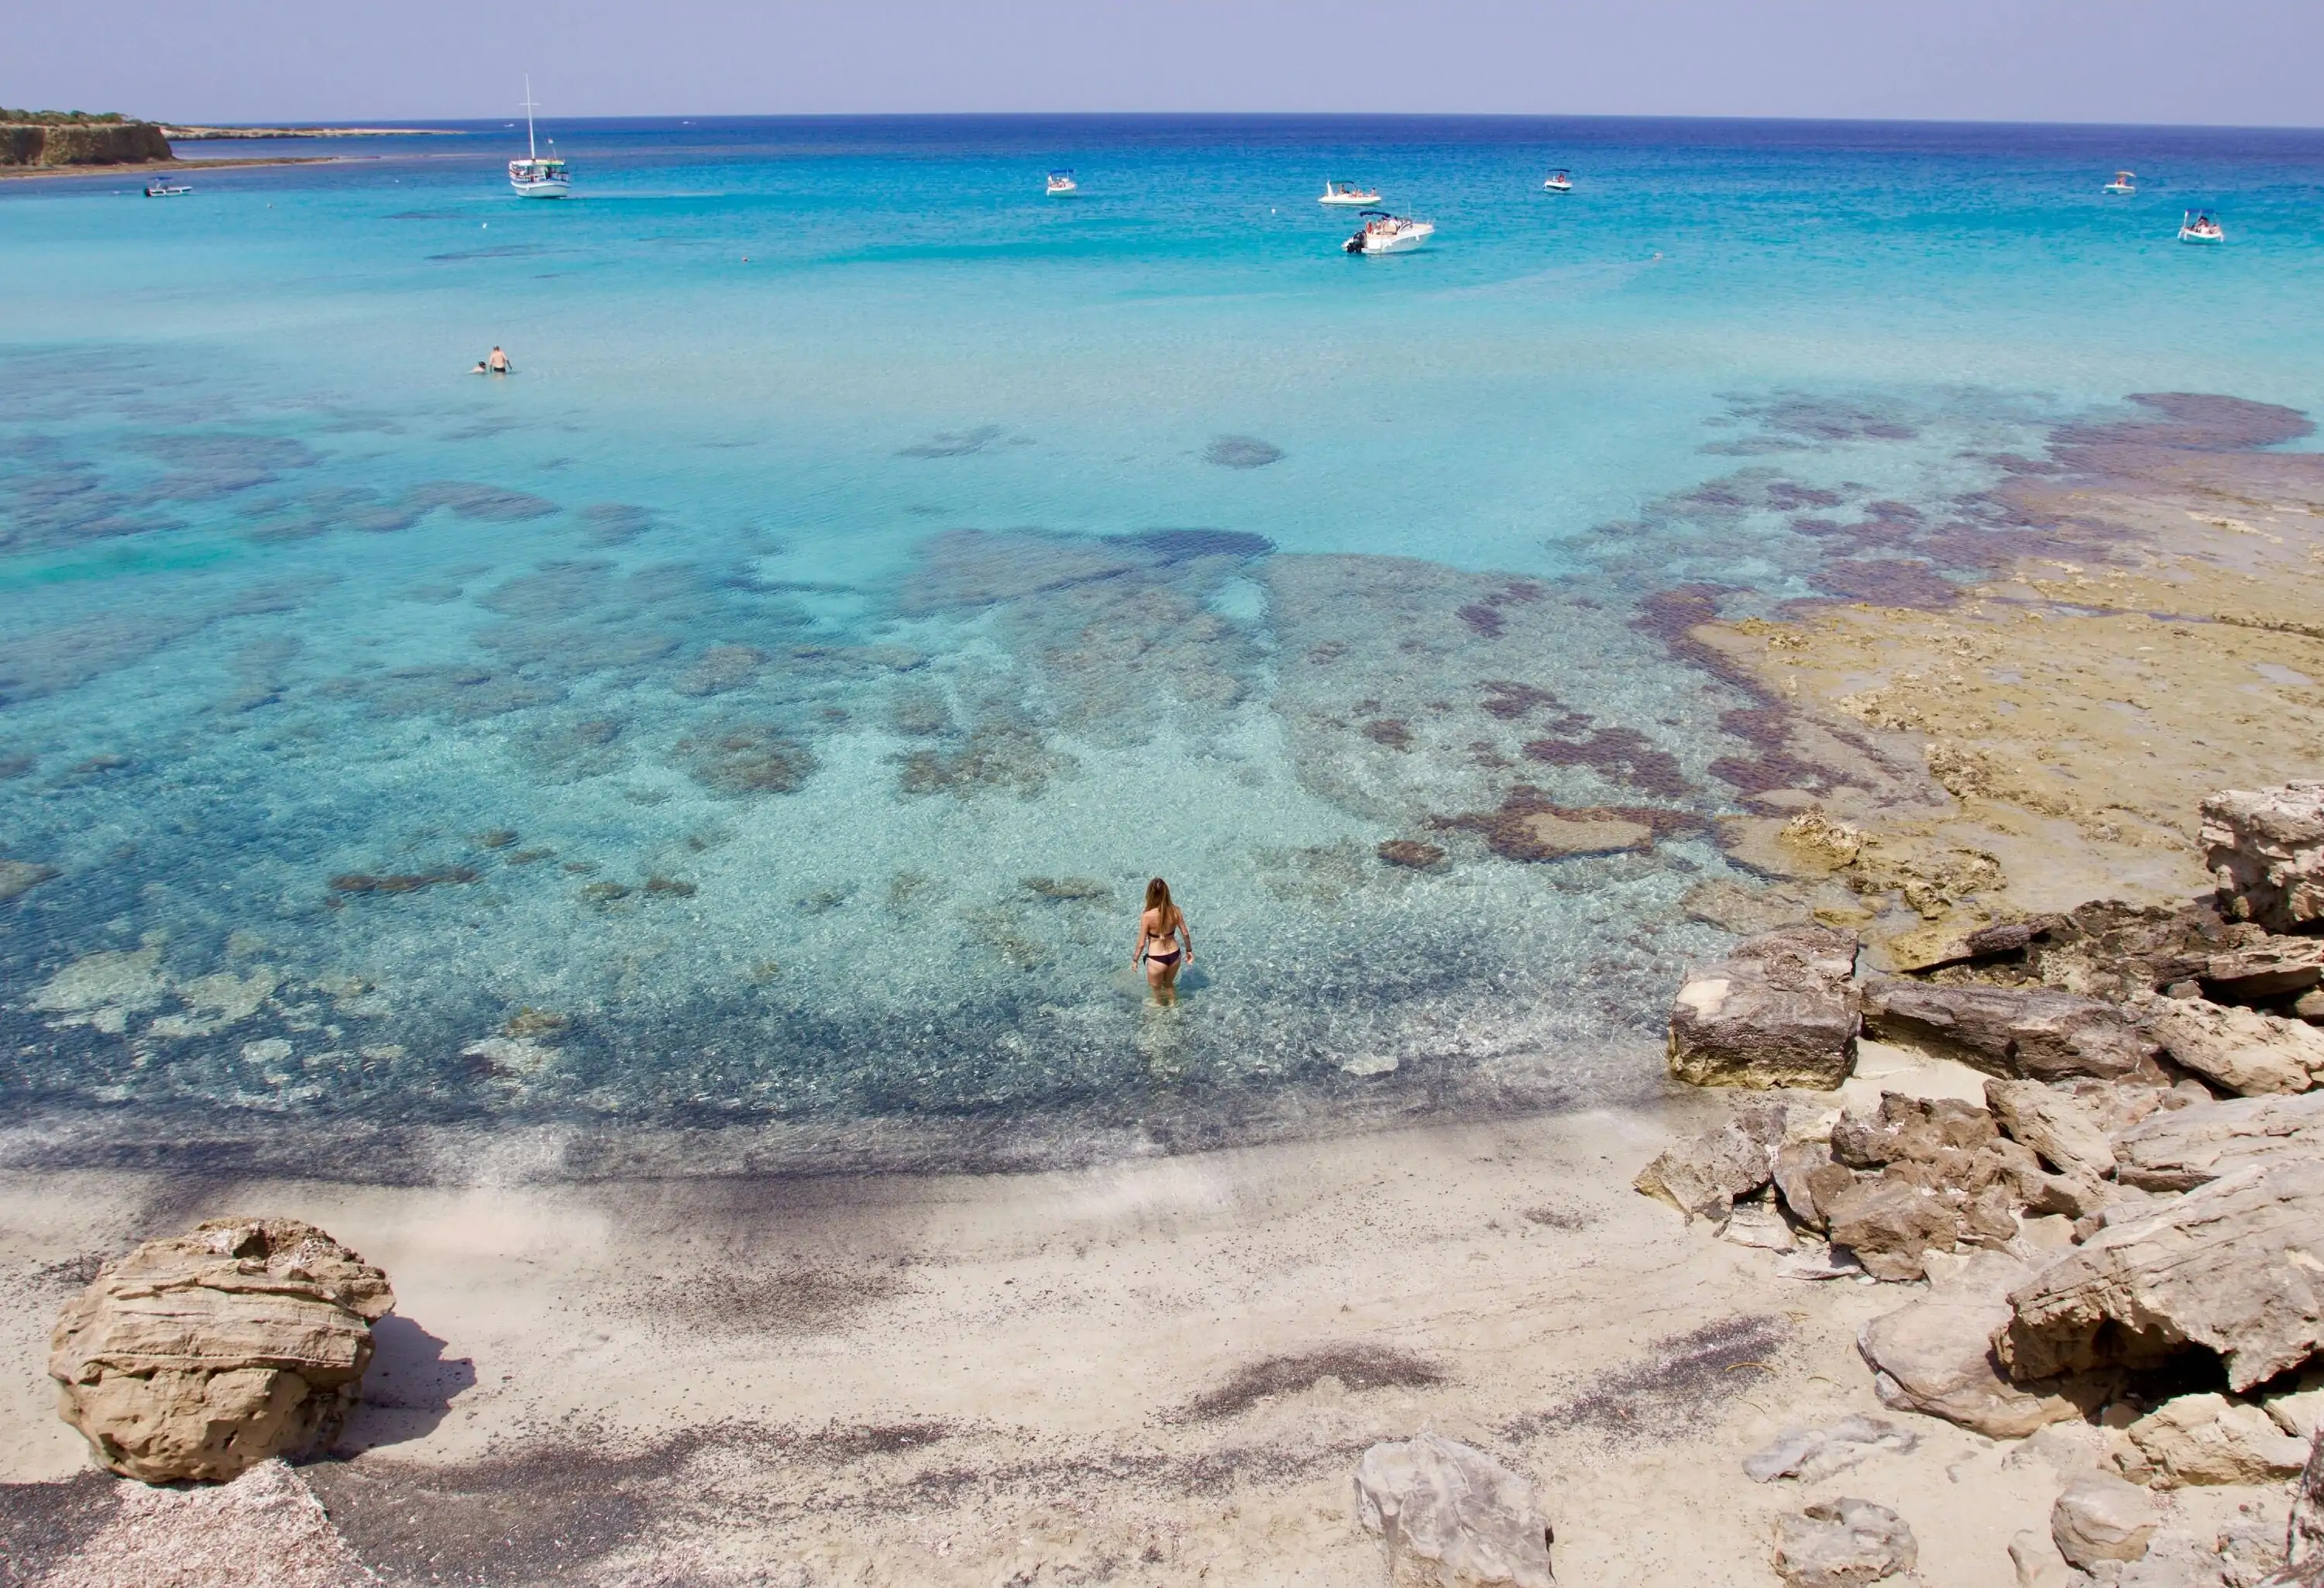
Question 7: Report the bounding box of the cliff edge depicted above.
[2,122,174,167]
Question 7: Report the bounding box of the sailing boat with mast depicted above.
[507,77,570,198]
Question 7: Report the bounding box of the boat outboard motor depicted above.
[1344,230,1367,254]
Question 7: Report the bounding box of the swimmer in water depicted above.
[1133,877,1192,1005]
[487,346,511,373]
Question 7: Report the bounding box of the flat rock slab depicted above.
[1860,976,2161,1082]
[2112,1090,2324,1192]
[2144,996,2324,1095]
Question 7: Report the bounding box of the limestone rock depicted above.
[2288,1428,2324,1572]
[2053,1473,2160,1569]
[2144,999,2323,1097]
[1775,1139,1851,1230]
[1988,1078,2119,1181]
[1773,1497,1917,1588]
[2202,940,2324,1005]
[50,1218,394,1483]
[1858,1258,2087,1438]
[2112,1091,2324,1192]
[1353,1434,1556,1588]
[1744,1414,1918,1483]
[1999,1156,2324,1393]
[1668,925,1861,1090]
[2009,1528,2077,1588]
[1825,1174,1961,1281]
[1635,1100,1788,1222]
[2264,1372,2324,1441]
[2205,784,2324,933]
[1861,976,2162,1082]
[2125,1393,2310,1487]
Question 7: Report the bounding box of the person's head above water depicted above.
[1144,877,1174,919]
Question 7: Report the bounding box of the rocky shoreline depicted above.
[1642,781,2324,1586]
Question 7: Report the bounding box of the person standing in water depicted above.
[486,345,511,373]
[1134,877,1192,1005]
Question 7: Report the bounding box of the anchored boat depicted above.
[1542,169,1573,193]
[507,77,570,198]
[1344,211,1434,255]
[2178,209,2224,244]
[1046,169,1078,196]
[2104,170,2136,195]
[143,180,191,198]
[1319,178,1379,206]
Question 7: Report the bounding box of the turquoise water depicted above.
[5,116,2323,1158]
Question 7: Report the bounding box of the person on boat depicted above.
[1134,878,1193,1005]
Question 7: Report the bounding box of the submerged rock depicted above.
[0,857,59,902]
[2205,782,2324,933]
[1352,1434,1556,1588]
[1667,925,1861,1090]
[50,1218,394,1483]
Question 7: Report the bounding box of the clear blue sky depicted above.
[14,0,2320,125]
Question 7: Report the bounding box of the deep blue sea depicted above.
[5,115,2322,1160]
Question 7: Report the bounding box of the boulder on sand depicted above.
[1667,926,1860,1090]
[50,1217,394,1483]
[1859,976,2161,1082]
[1773,1497,1917,1588]
[1823,1176,1961,1283]
[1998,1155,2324,1393]
[2051,1473,2159,1569]
[1353,1433,1556,1588]
[2204,783,2324,933]
[1635,1099,1789,1222]
[1857,1256,2091,1438]
[2123,1392,2311,1487]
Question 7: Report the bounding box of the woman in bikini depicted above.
[1134,877,1193,1005]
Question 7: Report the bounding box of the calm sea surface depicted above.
[4,116,2322,1159]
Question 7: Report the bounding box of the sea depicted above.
[4,115,2322,1170]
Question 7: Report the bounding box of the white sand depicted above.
[0,1095,2271,1585]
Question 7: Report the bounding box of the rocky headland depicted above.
[0,116,173,168]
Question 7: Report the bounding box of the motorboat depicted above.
[2178,209,2224,244]
[1319,178,1379,206]
[2103,170,2136,195]
[1344,211,1434,254]
[143,180,191,198]
[507,77,570,198]
[1046,169,1078,196]
[1542,169,1573,193]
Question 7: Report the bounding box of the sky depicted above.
[12,0,2322,126]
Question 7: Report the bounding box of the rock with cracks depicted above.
[2205,783,2324,933]
[1353,1434,1556,1588]
[1857,1256,2090,1438]
[2123,1392,2312,1487]
[1859,975,2161,1081]
[1666,925,1860,1090]
[1985,1078,2118,1182]
[49,1217,394,1483]
[2112,1091,2324,1191]
[2143,997,2324,1096]
[2051,1473,2159,1569]
[1634,1100,1789,1222]
[1998,1155,2324,1392]
[1773,1497,1917,1588]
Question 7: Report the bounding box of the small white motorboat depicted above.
[507,77,570,198]
[2178,209,2224,244]
[1319,178,1379,206]
[1047,169,1078,196]
[143,180,191,198]
[1542,168,1573,193]
[1344,210,1434,255]
[2103,170,2136,195]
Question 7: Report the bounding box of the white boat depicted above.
[2178,209,2224,244]
[1319,178,1379,206]
[1343,210,1434,255]
[2103,170,2136,195]
[1542,168,1573,193]
[1046,169,1078,196]
[143,180,191,198]
[507,77,570,198]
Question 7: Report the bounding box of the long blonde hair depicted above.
[1143,876,1176,930]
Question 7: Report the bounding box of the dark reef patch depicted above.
[676,724,816,796]
[1203,435,1284,469]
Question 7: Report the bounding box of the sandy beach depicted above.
[0,156,342,183]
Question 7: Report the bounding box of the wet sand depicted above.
[0,157,342,183]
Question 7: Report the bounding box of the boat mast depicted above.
[521,74,539,162]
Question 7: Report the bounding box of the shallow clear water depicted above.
[5,116,2323,1153]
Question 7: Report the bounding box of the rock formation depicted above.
[2050,1473,2158,1569]
[1,120,174,167]
[1772,1497,1916,1587]
[1352,1434,1556,1588]
[1666,925,1860,1089]
[2206,783,2324,933]
[50,1217,394,1483]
